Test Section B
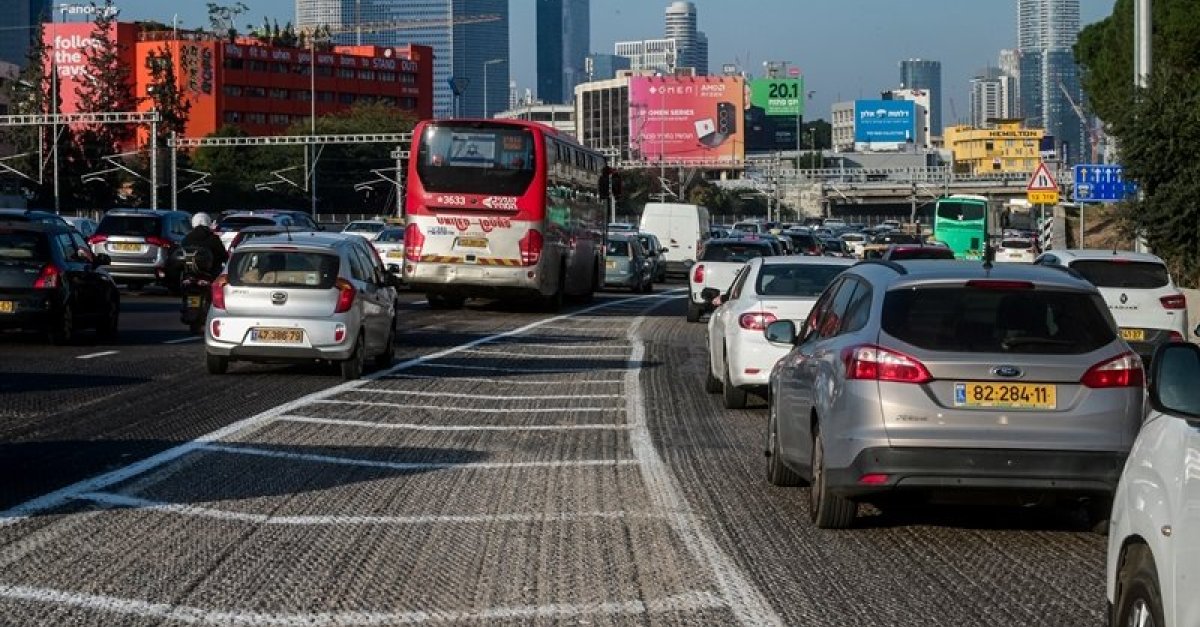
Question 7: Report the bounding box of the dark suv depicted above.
[0,220,120,343]
[89,209,192,290]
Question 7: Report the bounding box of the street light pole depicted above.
[483,58,503,119]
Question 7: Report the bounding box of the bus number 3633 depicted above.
[435,195,467,206]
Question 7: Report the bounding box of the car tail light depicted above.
[965,280,1035,290]
[404,223,424,262]
[334,323,346,343]
[87,234,108,245]
[334,278,356,313]
[33,264,60,289]
[858,473,890,485]
[1080,352,1144,388]
[210,319,221,338]
[692,263,705,283]
[842,344,932,384]
[145,235,171,248]
[1169,331,1185,342]
[519,229,543,266]
[738,311,778,331]
[1160,294,1186,310]
[210,274,228,310]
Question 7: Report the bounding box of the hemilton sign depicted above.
[987,130,1040,138]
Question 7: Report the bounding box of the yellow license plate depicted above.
[954,382,1056,409]
[1120,328,1145,342]
[113,243,141,251]
[386,250,404,258]
[0,300,13,314]
[458,237,488,249]
[253,328,303,343]
[187,296,202,307]
[606,260,617,269]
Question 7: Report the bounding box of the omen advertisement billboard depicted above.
[628,76,745,164]
[854,99,917,144]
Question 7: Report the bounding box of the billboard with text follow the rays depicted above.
[628,76,745,165]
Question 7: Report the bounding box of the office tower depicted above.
[899,59,942,137]
[1017,0,1084,162]
[537,0,588,104]
[585,53,631,82]
[297,0,509,118]
[969,68,1015,128]
[663,1,706,75]
[0,0,51,67]
[998,49,1021,117]
[613,39,679,74]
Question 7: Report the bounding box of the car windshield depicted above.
[218,216,276,230]
[0,231,49,261]
[1069,260,1170,289]
[756,264,847,297]
[227,251,340,289]
[882,286,1115,354]
[346,222,385,233]
[97,215,161,237]
[701,242,770,262]
[606,239,631,256]
[376,229,405,243]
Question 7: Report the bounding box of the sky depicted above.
[110,0,1115,121]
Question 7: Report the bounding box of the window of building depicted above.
[269,113,289,125]
[985,141,994,151]
[224,58,244,70]
[379,72,395,82]
[316,66,333,77]
[294,90,312,101]
[246,112,266,124]
[223,111,242,123]
[318,91,335,102]
[245,86,266,98]
[248,60,268,72]
[400,74,415,84]
[338,92,356,104]
[400,97,416,109]
[357,70,375,80]
[223,85,243,97]
[337,68,355,79]
[272,62,289,73]
[270,88,289,99]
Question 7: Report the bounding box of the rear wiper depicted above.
[1000,336,1075,350]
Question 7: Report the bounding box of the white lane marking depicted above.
[411,363,621,374]
[162,336,202,345]
[279,415,631,432]
[75,351,118,360]
[0,292,678,526]
[343,390,623,401]
[0,584,726,625]
[384,374,624,385]
[458,348,630,359]
[624,308,783,626]
[481,342,632,350]
[314,398,619,413]
[200,444,637,472]
[75,491,658,525]
[410,300,428,306]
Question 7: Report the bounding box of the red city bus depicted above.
[404,119,607,309]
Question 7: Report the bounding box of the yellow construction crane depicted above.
[307,12,502,46]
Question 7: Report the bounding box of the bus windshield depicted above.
[936,201,986,222]
[415,123,536,196]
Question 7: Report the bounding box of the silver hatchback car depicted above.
[204,233,399,379]
[764,260,1143,529]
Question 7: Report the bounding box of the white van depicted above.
[639,203,711,275]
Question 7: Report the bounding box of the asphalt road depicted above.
[0,283,1107,626]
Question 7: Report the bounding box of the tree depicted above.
[0,18,52,203]
[206,2,249,42]
[1075,0,1200,286]
[143,45,190,140]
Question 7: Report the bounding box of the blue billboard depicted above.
[854,100,917,144]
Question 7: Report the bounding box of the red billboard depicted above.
[628,76,745,165]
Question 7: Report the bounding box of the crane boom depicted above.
[1059,81,1103,162]
[327,15,502,37]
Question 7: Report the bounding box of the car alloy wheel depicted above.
[809,429,856,529]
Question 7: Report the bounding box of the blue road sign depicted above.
[1073,164,1138,202]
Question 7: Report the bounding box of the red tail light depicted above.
[1169,331,1185,342]
[334,278,356,313]
[842,344,932,384]
[33,264,61,289]
[87,234,108,245]
[210,319,221,338]
[1160,294,1186,310]
[404,223,424,262]
[145,235,171,248]
[1080,352,1144,388]
[692,263,705,284]
[858,473,890,485]
[210,274,228,310]
[738,311,778,331]
[519,229,543,266]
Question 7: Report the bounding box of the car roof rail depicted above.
[853,259,908,275]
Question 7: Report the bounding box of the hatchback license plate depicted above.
[1120,328,1145,342]
[112,243,141,251]
[954,382,1056,409]
[386,250,404,258]
[605,260,617,269]
[252,328,302,343]
[187,296,202,307]
[0,300,13,314]
[458,237,488,249]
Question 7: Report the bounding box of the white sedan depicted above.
[704,256,855,409]
[995,237,1037,263]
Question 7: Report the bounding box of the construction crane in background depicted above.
[1059,82,1105,163]
[322,2,501,45]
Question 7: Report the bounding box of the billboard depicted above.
[628,76,745,164]
[749,78,803,117]
[854,99,917,144]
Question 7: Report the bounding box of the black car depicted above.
[0,220,120,343]
[783,230,824,256]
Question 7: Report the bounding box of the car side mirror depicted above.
[700,287,720,304]
[94,253,111,266]
[660,247,669,254]
[386,263,401,275]
[765,320,797,345]
[1148,342,1200,424]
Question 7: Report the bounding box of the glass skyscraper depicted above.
[536,0,588,105]
[0,0,51,67]
[899,59,942,137]
[1017,0,1084,163]
[297,0,509,118]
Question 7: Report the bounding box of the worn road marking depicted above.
[200,443,636,472]
[75,351,118,360]
[343,390,624,401]
[162,336,202,345]
[458,348,631,359]
[279,415,632,432]
[312,399,619,413]
[412,363,624,374]
[383,374,624,385]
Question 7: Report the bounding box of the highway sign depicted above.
[1026,162,1059,205]
[1073,164,1137,202]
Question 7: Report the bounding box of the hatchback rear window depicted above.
[1001,239,1033,249]
[97,215,161,237]
[701,243,771,262]
[218,216,276,230]
[756,264,846,297]
[377,229,405,243]
[1069,260,1169,289]
[606,240,631,256]
[882,286,1115,354]
[0,231,49,261]
[346,222,385,233]
[228,251,339,289]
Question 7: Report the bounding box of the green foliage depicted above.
[144,45,190,141]
[1076,0,1200,286]
[206,2,249,41]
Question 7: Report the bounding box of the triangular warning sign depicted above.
[1027,162,1059,192]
